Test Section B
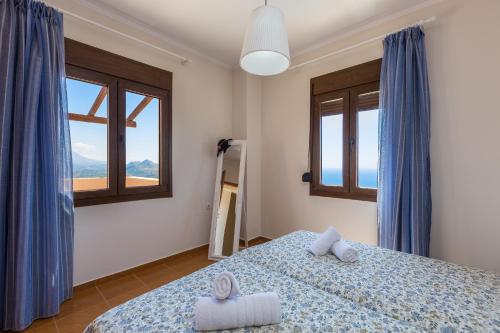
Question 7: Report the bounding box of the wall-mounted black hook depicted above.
[217,139,232,156]
[302,172,312,183]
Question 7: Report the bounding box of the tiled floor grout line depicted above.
[133,273,149,288]
[161,262,178,273]
[95,285,112,308]
[51,317,60,333]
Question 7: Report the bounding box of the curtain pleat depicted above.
[0,0,74,330]
[377,26,432,257]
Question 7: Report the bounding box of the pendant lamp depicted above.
[240,0,290,76]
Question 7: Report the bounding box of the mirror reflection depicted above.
[213,146,241,257]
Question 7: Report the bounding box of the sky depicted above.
[357,109,379,170]
[321,109,379,170]
[67,78,160,164]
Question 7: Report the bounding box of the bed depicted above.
[85,231,500,332]
[236,231,500,332]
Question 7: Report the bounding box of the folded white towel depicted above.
[309,227,341,256]
[194,292,281,331]
[212,271,240,300]
[331,239,358,262]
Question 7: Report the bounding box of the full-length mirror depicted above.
[209,140,247,260]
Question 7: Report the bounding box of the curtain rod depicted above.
[289,16,436,71]
[59,9,192,65]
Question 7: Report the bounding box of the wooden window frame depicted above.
[310,59,381,202]
[66,65,119,202]
[311,90,350,196]
[65,39,172,207]
[118,80,171,197]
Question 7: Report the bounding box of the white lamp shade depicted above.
[240,5,290,76]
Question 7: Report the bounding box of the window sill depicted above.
[309,188,377,202]
[74,191,172,207]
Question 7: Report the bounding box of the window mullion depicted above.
[347,89,356,194]
[117,80,127,195]
[109,78,119,197]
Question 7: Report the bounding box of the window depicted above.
[65,39,172,206]
[310,60,381,201]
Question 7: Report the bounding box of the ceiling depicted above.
[83,0,425,66]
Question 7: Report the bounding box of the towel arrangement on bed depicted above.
[212,271,240,300]
[194,271,282,331]
[309,227,358,262]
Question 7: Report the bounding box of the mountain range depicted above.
[72,152,159,179]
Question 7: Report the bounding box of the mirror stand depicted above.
[208,140,247,260]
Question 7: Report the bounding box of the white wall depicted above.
[47,0,500,284]
[245,74,263,241]
[47,0,234,285]
[261,50,380,246]
[261,0,500,273]
[425,0,500,273]
[231,69,263,240]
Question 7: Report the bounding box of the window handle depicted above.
[119,134,124,143]
[349,138,356,152]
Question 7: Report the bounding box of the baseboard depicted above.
[74,236,270,292]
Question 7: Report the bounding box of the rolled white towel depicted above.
[331,239,358,262]
[309,227,341,256]
[212,271,240,300]
[194,292,281,331]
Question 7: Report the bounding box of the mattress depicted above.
[84,256,419,332]
[85,231,500,332]
[235,231,500,332]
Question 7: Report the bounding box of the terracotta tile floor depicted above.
[13,238,268,333]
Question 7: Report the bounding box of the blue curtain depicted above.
[377,26,432,257]
[0,0,74,330]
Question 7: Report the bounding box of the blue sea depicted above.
[322,168,378,188]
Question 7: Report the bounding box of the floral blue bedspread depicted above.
[84,256,420,332]
[235,231,500,332]
[85,231,500,332]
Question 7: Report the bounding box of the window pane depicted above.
[357,93,379,189]
[320,98,344,186]
[67,78,109,192]
[125,91,160,187]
